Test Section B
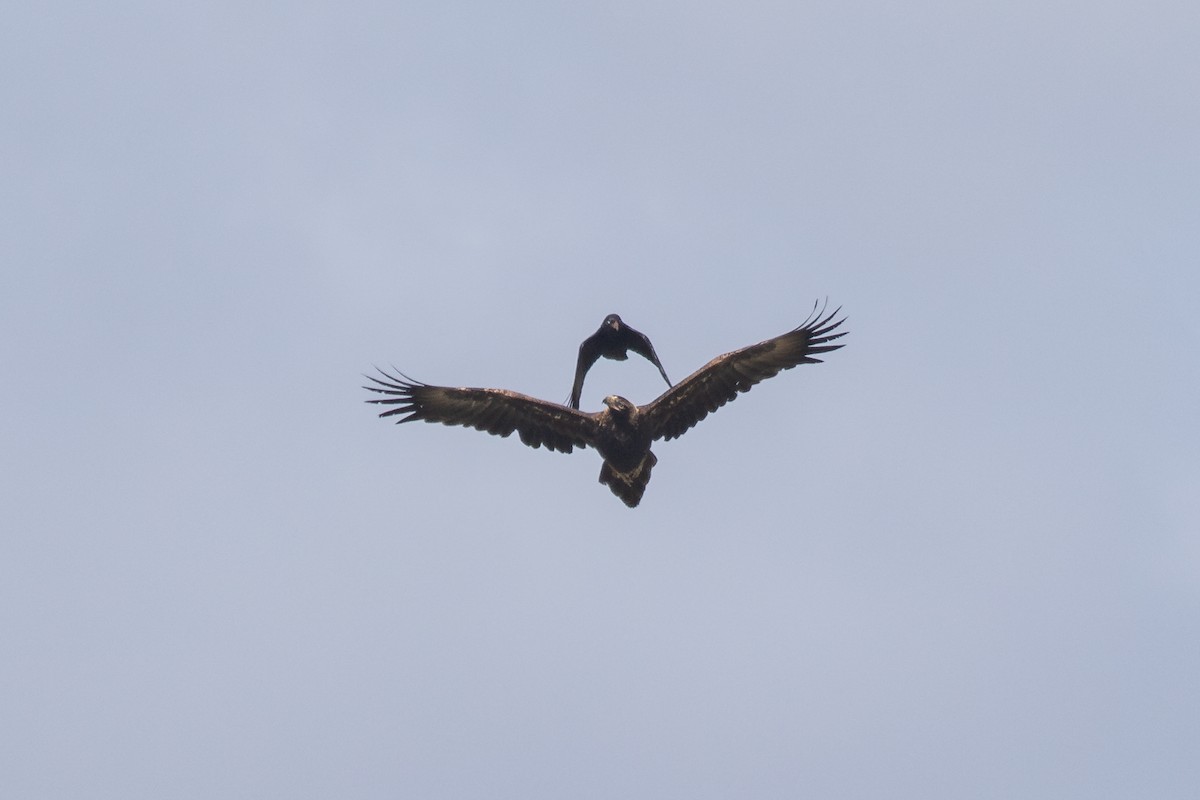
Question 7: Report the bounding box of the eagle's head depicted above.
[602,394,636,421]
[603,314,622,331]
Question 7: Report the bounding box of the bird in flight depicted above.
[365,304,846,507]
[569,314,672,409]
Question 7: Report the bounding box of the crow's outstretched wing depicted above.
[569,334,606,410]
[623,325,672,390]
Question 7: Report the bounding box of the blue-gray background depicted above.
[4,3,1198,798]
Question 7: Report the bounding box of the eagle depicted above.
[365,304,846,507]
[569,314,672,409]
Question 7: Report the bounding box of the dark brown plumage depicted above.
[569,314,671,410]
[365,304,846,507]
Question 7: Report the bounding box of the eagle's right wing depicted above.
[366,369,598,453]
[643,304,846,442]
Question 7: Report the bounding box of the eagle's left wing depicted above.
[366,369,598,453]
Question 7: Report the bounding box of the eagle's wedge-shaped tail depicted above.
[598,450,658,508]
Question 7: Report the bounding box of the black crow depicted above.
[569,314,672,410]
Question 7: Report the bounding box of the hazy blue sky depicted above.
[3,2,1198,798]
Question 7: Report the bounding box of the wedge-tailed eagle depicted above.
[365,304,846,507]
[569,314,672,409]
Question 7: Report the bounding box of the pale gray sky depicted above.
[3,2,1199,798]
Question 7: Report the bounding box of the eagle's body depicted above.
[590,396,657,506]
[570,314,671,409]
[366,305,846,507]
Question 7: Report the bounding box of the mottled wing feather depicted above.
[366,370,598,453]
[644,305,847,441]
